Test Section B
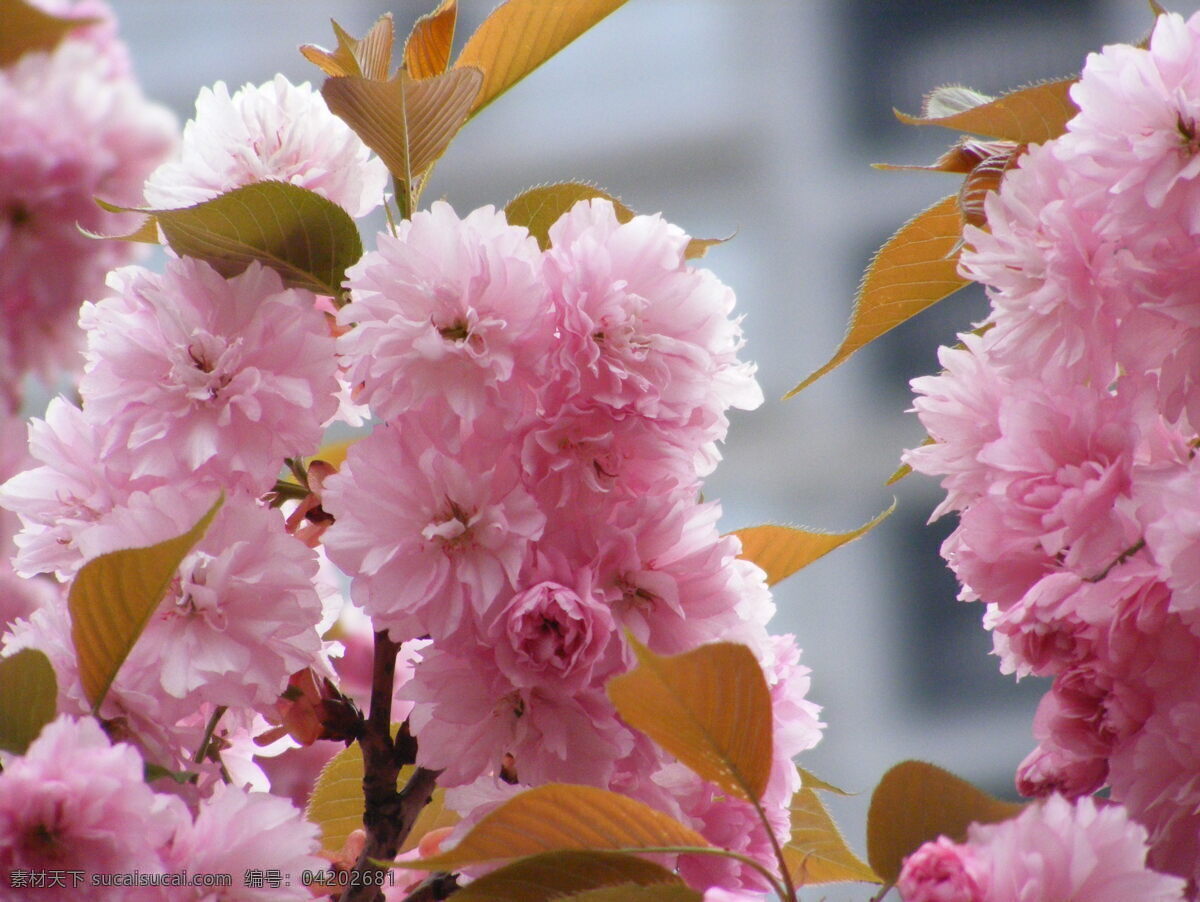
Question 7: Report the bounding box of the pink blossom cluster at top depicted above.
[323,197,824,897]
[0,0,177,406]
[897,794,1186,902]
[905,10,1200,891]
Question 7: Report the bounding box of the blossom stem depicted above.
[342,632,440,902]
[192,705,227,766]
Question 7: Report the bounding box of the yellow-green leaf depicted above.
[70,495,223,710]
[866,760,1025,884]
[785,783,880,886]
[104,183,364,297]
[301,15,394,80]
[798,767,851,796]
[787,195,968,397]
[306,740,457,856]
[557,888,702,902]
[503,182,727,260]
[401,783,710,872]
[322,67,481,186]
[607,639,772,803]
[0,0,101,66]
[456,0,630,115]
[450,851,684,902]
[0,649,57,754]
[83,203,160,244]
[404,0,456,79]
[505,182,635,251]
[895,78,1077,144]
[733,502,895,586]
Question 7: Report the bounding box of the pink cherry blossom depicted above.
[163,782,324,900]
[339,202,551,428]
[543,199,762,446]
[0,37,176,387]
[321,417,545,640]
[898,836,987,902]
[143,74,387,218]
[78,258,339,492]
[0,714,186,900]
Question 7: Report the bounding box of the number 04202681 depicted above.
[299,868,395,888]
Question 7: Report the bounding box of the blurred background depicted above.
[101,1,1200,897]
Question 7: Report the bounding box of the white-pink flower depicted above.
[143,74,387,218]
[78,258,339,492]
[339,202,550,427]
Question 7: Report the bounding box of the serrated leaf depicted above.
[0,649,57,754]
[450,851,684,902]
[607,639,771,803]
[895,77,1077,144]
[866,760,1025,884]
[70,495,223,710]
[140,182,363,297]
[457,0,630,115]
[401,784,710,872]
[558,888,702,902]
[733,502,894,587]
[404,0,456,79]
[785,783,879,886]
[0,0,101,66]
[921,84,994,119]
[798,767,851,796]
[787,195,967,397]
[82,202,160,244]
[322,67,481,186]
[505,182,635,250]
[306,739,457,855]
[301,15,394,80]
[504,182,728,260]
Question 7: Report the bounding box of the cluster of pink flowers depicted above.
[898,795,1186,902]
[0,0,176,406]
[0,715,323,901]
[0,20,819,895]
[906,10,1200,890]
[324,197,823,896]
[0,62,380,887]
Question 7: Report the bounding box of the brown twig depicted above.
[400,872,459,901]
[340,632,441,902]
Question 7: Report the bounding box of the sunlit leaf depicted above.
[787,195,967,396]
[732,502,895,587]
[0,649,57,754]
[557,888,702,902]
[70,495,223,710]
[450,851,684,901]
[607,639,772,803]
[895,77,1077,144]
[322,67,481,186]
[798,767,851,796]
[400,783,710,871]
[83,202,160,244]
[504,182,728,260]
[457,0,630,115]
[306,739,457,855]
[301,15,394,80]
[920,84,994,118]
[106,183,363,297]
[404,0,456,79]
[866,760,1025,884]
[505,182,635,250]
[785,782,879,886]
[0,0,101,66]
